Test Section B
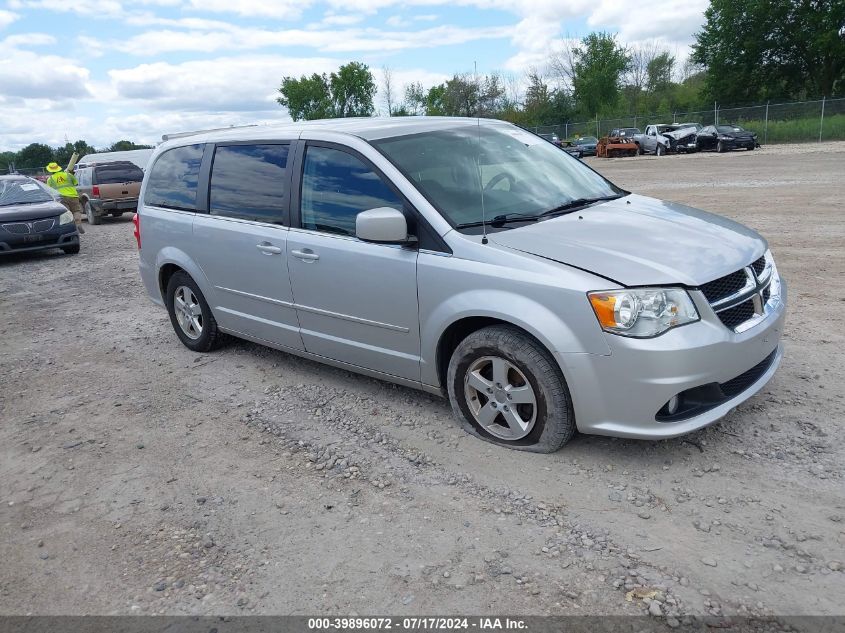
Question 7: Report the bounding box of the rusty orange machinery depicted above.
[596,135,638,158]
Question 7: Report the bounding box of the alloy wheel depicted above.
[174,286,203,340]
[464,356,538,440]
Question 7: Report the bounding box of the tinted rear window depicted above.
[209,144,289,223]
[96,164,144,184]
[144,145,204,211]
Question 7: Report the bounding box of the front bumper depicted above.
[558,277,787,439]
[0,220,79,254]
[722,138,756,149]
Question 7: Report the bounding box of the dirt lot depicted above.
[1,142,843,622]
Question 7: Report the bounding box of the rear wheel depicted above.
[447,325,575,452]
[636,143,643,155]
[165,271,223,352]
[85,201,101,225]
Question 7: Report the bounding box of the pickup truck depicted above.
[634,124,702,156]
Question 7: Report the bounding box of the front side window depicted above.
[372,123,623,230]
[209,144,289,223]
[144,144,204,211]
[300,146,402,237]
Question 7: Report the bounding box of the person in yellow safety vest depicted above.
[45,162,85,234]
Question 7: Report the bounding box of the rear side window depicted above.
[300,146,402,236]
[144,145,204,211]
[96,163,144,184]
[209,144,289,223]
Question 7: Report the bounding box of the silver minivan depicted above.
[136,117,786,452]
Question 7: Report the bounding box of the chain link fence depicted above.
[533,97,845,144]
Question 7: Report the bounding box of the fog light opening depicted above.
[664,395,680,416]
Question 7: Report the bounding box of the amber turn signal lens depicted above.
[589,293,618,328]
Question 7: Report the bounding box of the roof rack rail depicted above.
[161,124,259,142]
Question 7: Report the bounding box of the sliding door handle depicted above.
[291,249,319,261]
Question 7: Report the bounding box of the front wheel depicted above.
[655,144,665,156]
[165,271,223,352]
[447,325,575,452]
[717,140,726,153]
[62,244,80,255]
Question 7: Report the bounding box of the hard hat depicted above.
[46,162,62,173]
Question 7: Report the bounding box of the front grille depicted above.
[700,270,748,303]
[716,298,755,329]
[762,285,771,303]
[751,255,766,277]
[32,218,55,233]
[2,222,29,235]
[720,350,777,398]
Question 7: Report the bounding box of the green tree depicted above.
[108,140,152,152]
[277,61,376,121]
[15,143,54,169]
[692,0,845,101]
[646,52,675,95]
[0,151,16,173]
[570,32,630,117]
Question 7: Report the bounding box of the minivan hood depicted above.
[0,200,65,222]
[489,194,765,287]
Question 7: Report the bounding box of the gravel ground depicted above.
[1,141,843,622]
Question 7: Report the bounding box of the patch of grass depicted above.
[727,113,845,144]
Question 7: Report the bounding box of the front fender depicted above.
[419,288,611,387]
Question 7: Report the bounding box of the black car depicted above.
[696,124,758,152]
[573,136,598,156]
[537,132,562,147]
[0,175,80,256]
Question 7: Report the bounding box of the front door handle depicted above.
[291,249,320,262]
[256,242,282,255]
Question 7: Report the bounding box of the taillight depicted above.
[132,212,141,249]
[92,185,100,197]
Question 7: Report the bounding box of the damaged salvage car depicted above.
[136,117,786,452]
[696,124,759,152]
[635,123,702,155]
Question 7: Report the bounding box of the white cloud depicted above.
[185,0,312,19]
[588,0,708,45]
[82,23,514,56]
[0,9,19,28]
[319,13,365,26]
[9,0,124,17]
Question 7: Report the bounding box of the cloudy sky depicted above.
[0,0,708,150]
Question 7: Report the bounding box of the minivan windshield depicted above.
[0,178,54,207]
[371,124,624,229]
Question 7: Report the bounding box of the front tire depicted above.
[62,244,80,255]
[655,144,665,156]
[717,140,726,153]
[165,271,223,352]
[85,201,101,225]
[447,325,575,452]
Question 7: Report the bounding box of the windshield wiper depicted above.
[538,194,625,218]
[454,194,626,230]
[455,212,542,229]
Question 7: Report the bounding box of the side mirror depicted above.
[356,207,412,244]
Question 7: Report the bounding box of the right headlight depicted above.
[59,210,74,225]
[588,288,699,338]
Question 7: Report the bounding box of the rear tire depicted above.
[165,271,223,352]
[62,244,80,255]
[447,325,576,453]
[85,201,101,225]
